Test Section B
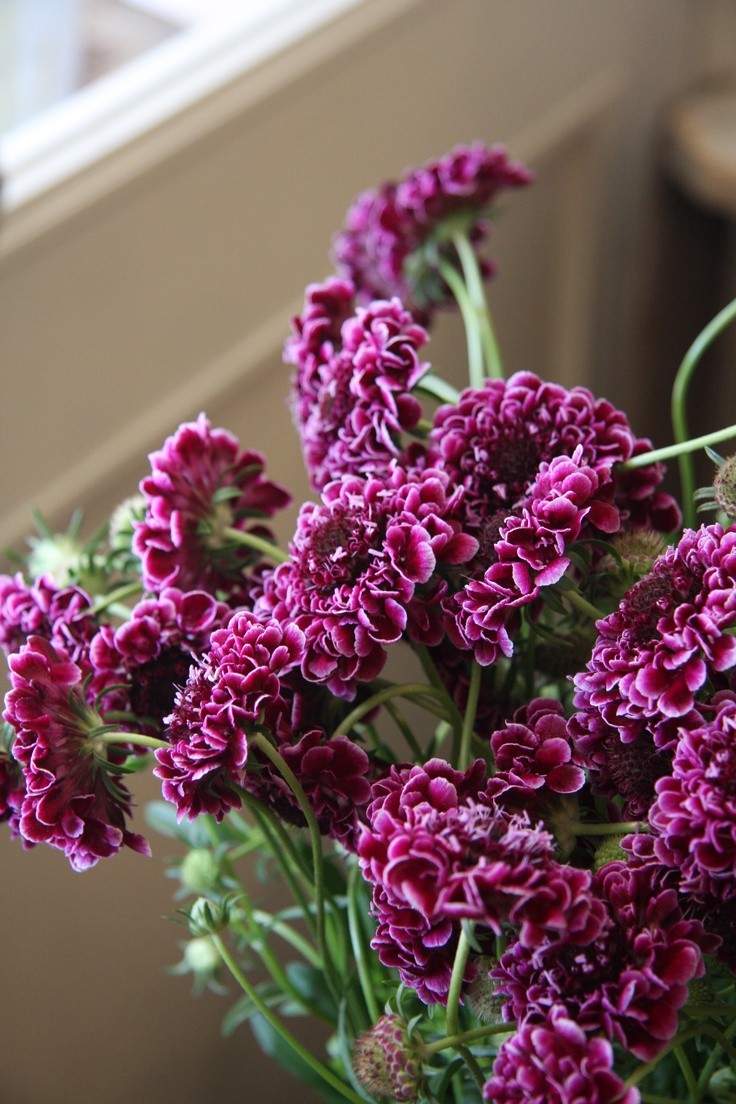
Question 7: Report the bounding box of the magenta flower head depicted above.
[649,692,736,900]
[484,1007,641,1104]
[3,636,150,870]
[134,414,291,602]
[0,572,98,669]
[359,757,599,1004]
[493,860,708,1061]
[574,523,736,753]
[285,279,430,491]
[256,464,478,698]
[334,142,533,322]
[489,697,585,807]
[89,587,229,731]
[155,612,305,821]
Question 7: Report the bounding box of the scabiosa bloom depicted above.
[489,698,585,802]
[3,636,150,870]
[334,142,533,322]
[649,693,736,900]
[155,612,305,820]
[493,860,708,1061]
[286,281,430,491]
[134,414,291,601]
[256,464,477,698]
[573,523,736,751]
[430,372,678,540]
[483,1006,641,1104]
[444,448,618,665]
[359,757,600,1004]
[89,587,229,730]
[0,572,98,669]
[246,728,372,849]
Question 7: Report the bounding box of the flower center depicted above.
[620,561,701,645]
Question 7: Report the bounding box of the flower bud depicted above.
[179,849,221,896]
[592,834,628,871]
[353,1014,423,1102]
[464,958,505,1022]
[714,453,736,520]
[188,896,230,936]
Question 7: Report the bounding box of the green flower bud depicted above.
[592,834,628,871]
[714,453,736,520]
[464,957,505,1022]
[183,936,221,975]
[188,896,230,936]
[179,849,221,896]
[353,1014,424,1102]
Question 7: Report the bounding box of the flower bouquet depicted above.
[2,141,736,1104]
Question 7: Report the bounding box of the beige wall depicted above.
[1,2,734,1102]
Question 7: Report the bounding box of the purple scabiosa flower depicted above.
[155,612,305,820]
[0,572,98,670]
[492,860,708,1061]
[483,1006,641,1104]
[256,464,477,699]
[89,587,229,731]
[358,757,600,1004]
[569,710,675,820]
[286,281,430,491]
[247,728,372,849]
[134,414,291,602]
[444,448,617,665]
[649,693,736,901]
[334,143,533,323]
[573,523,736,751]
[489,697,585,803]
[3,636,150,870]
[430,372,678,537]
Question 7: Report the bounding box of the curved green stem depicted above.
[91,730,168,751]
[211,933,364,1104]
[249,733,335,995]
[457,661,481,771]
[91,581,143,615]
[415,373,461,405]
[562,587,604,621]
[568,820,642,836]
[422,1021,515,1057]
[671,296,736,528]
[621,423,736,476]
[332,683,453,738]
[221,526,289,564]
[347,862,381,1025]
[251,911,322,969]
[445,928,472,1040]
[438,257,486,389]
[452,231,503,380]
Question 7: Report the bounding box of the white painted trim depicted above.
[0,0,422,255]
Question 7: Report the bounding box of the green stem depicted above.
[438,257,486,389]
[383,699,424,760]
[457,661,481,771]
[347,862,381,1024]
[673,1043,698,1100]
[240,794,317,937]
[221,526,289,564]
[211,934,364,1104]
[671,297,736,528]
[91,581,143,615]
[91,730,168,751]
[415,373,461,405]
[251,911,322,969]
[453,231,503,380]
[621,423,736,473]
[422,1021,515,1056]
[563,588,605,621]
[445,928,471,1040]
[249,733,335,995]
[568,820,642,836]
[332,683,453,738]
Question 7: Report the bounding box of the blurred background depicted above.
[1,2,735,1101]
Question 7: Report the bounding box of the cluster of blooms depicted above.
[2,140,735,1104]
